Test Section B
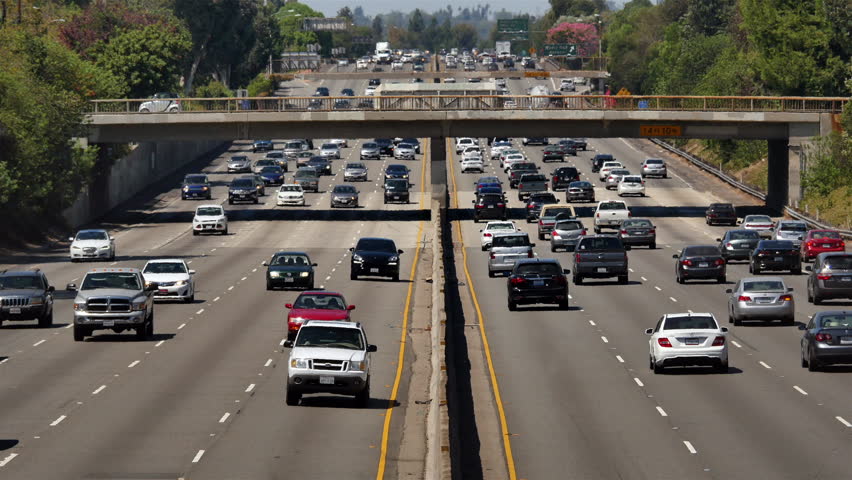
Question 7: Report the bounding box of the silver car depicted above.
[605,169,631,190]
[741,215,775,237]
[293,168,320,192]
[772,220,808,247]
[284,141,307,159]
[227,155,251,173]
[488,232,535,277]
[319,143,341,159]
[344,162,368,182]
[330,184,359,208]
[727,277,795,325]
[360,142,380,160]
[618,218,656,248]
[394,143,416,160]
[641,158,667,178]
[549,219,586,252]
[252,158,277,174]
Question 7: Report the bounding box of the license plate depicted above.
[685,338,699,345]
[319,376,335,385]
[841,337,852,345]
[596,267,607,273]
[487,205,494,208]
[370,268,379,273]
[699,262,709,268]
[533,280,544,286]
[823,244,832,248]
[393,196,399,199]
[158,289,168,294]
[841,277,852,282]
[103,320,114,327]
[757,297,771,303]
[774,257,783,262]
[9,307,21,314]
[284,278,294,283]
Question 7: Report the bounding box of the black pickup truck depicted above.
[571,235,630,285]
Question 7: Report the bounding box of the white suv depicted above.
[192,205,228,236]
[284,321,377,407]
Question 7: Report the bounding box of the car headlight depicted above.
[100,245,110,249]
[290,317,306,325]
[30,297,44,306]
[183,186,189,192]
[71,246,81,250]
[300,272,310,278]
[388,255,399,262]
[174,280,187,286]
[349,360,366,371]
[201,186,209,191]
[131,302,147,311]
[269,271,280,277]
[291,358,309,369]
[73,302,86,311]
[352,254,364,263]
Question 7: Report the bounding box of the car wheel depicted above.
[792,267,802,275]
[254,198,259,204]
[653,361,664,374]
[229,200,234,205]
[38,309,53,327]
[734,316,742,326]
[222,227,228,235]
[559,299,569,310]
[752,264,761,274]
[392,271,400,282]
[266,280,274,291]
[717,275,726,284]
[73,325,86,341]
[285,388,301,406]
[715,361,728,373]
[488,270,495,278]
[481,245,488,251]
[538,233,545,240]
[618,275,628,285]
[807,284,814,303]
[139,108,150,113]
[573,275,582,285]
[186,293,194,303]
[801,347,809,368]
[192,230,199,236]
[649,242,656,249]
[350,270,358,281]
[594,226,601,234]
[136,324,148,340]
[783,316,794,326]
[807,348,820,372]
[507,300,517,311]
[355,381,370,408]
[813,293,823,305]
[550,244,557,252]
[676,274,683,284]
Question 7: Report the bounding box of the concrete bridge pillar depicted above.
[430,137,447,208]
[765,138,789,213]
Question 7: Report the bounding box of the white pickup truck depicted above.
[594,200,631,233]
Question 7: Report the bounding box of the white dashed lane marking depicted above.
[601,336,608,343]
[0,453,19,467]
[32,339,46,347]
[92,385,106,395]
[669,297,678,303]
[192,450,205,463]
[219,412,231,423]
[759,361,771,369]
[654,286,662,291]
[633,378,644,387]
[264,358,273,367]
[178,323,186,330]
[616,355,624,363]
[128,360,140,368]
[155,340,165,347]
[245,384,256,393]
[837,416,852,428]
[793,386,808,395]
[656,406,668,417]
[731,340,742,348]
[683,441,697,454]
[49,415,66,427]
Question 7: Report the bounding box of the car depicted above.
[556,139,579,156]
[461,156,484,173]
[228,177,259,204]
[549,218,586,252]
[487,232,535,277]
[413,63,424,72]
[398,138,421,154]
[330,138,349,148]
[801,229,846,262]
[479,221,518,250]
[590,153,615,173]
[276,184,305,206]
[295,151,314,166]
[383,178,411,204]
[537,204,577,239]
[717,229,761,261]
[500,150,525,170]
[356,59,369,69]
[474,176,503,195]
[572,234,630,284]
[314,86,330,96]
[599,162,625,182]
[593,200,631,233]
[604,168,631,190]
[293,168,320,192]
[749,240,801,274]
[330,184,359,208]
[319,143,341,159]
[641,158,667,178]
[806,253,852,304]
[461,146,482,160]
[551,167,580,191]
[283,140,307,159]
[375,138,395,156]
[138,92,180,113]
[252,158,277,174]
[674,245,726,283]
[522,58,535,69]
[307,99,324,111]
[368,78,381,87]
[391,60,404,70]
[67,267,157,341]
[568,138,587,150]
[463,61,476,71]
[506,259,570,311]
[646,313,729,373]
[249,174,266,195]
[566,181,595,203]
[305,157,332,176]
[350,237,404,281]
[340,88,354,97]
[455,137,477,154]
[522,137,548,146]
[192,204,228,235]
[741,215,775,237]
[258,165,285,186]
[265,150,288,170]
[69,229,115,262]
[252,140,273,153]
[800,311,852,371]
[360,142,381,160]
[384,164,410,180]
[619,218,656,249]
[541,145,565,163]
[559,78,575,92]
[444,77,456,83]
[344,162,368,182]
[394,143,417,160]
[263,252,316,290]
[705,203,737,226]
[285,291,355,340]
[142,259,196,302]
[525,192,559,222]
[364,86,377,96]
[517,173,548,201]
[727,277,794,326]
[771,220,808,247]
[490,140,512,159]
[337,58,349,66]
[508,163,539,188]
[283,320,376,407]
[0,269,55,327]
[617,175,646,197]
[473,193,507,222]
[227,155,251,173]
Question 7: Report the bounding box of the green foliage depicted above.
[646,24,733,95]
[550,0,607,18]
[194,79,234,98]
[246,73,275,97]
[802,132,852,197]
[604,0,662,93]
[275,2,323,50]
[683,0,735,36]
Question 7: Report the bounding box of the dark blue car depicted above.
[384,164,410,180]
[475,176,503,195]
[181,174,211,200]
[259,166,285,185]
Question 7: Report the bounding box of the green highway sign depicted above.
[543,44,578,56]
[497,18,528,33]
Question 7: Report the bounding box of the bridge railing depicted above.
[86,95,848,114]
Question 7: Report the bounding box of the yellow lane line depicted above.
[447,138,518,480]
[375,139,428,479]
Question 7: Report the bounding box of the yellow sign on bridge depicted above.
[640,125,683,137]
[524,71,550,78]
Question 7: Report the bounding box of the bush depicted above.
[246,73,275,97]
[194,79,234,98]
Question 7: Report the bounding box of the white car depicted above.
[444,77,456,83]
[319,143,341,159]
[502,153,526,172]
[356,59,369,70]
[365,86,376,96]
[617,175,646,197]
[598,161,625,181]
[573,76,586,85]
[329,138,348,148]
[391,61,403,70]
[559,79,575,92]
[499,149,523,169]
[455,137,477,153]
[69,229,115,262]
[277,184,306,206]
[192,204,228,235]
[741,215,775,237]
[337,59,349,66]
[646,313,729,373]
[479,221,517,250]
[138,92,180,113]
[490,141,512,159]
[142,259,196,302]
[461,157,484,173]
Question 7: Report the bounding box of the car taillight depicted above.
[714,258,725,266]
[620,229,627,235]
[490,254,496,259]
[551,232,560,238]
[627,211,632,217]
[815,332,832,342]
[574,253,581,263]
[484,233,492,237]
[527,251,534,258]
[806,241,814,247]
[712,336,725,346]
[527,204,534,209]
[580,229,587,235]
[552,176,559,182]
[658,338,672,348]
[709,213,717,218]
[497,203,505,207]
[780,294,793,302]
[574,175,580,181]
[596,213,600,218]
[509,277,526,285]
[475,205,484,209]
[738,295,752,302]
[841,241,847,248]
[681,259,693,266]
[539,220,544,225]
[726,242,733,248]
[554,275,567,286]
[607,176,614,181]
[817,274,832,280]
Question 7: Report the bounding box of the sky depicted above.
[306,0,552,17]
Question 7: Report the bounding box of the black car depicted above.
[525,192,559,222]
[314,87,330,96]
[551,167,581,191]
[566,181,595,203]
[306,157,332,176]
[263,252,317,290]
[569,138,587,150]
[473,193,507,222]
[522,58,535,69]
[717,229,761,261]
[384,164,410,180]
[523,137,548,146]
[0,269,55,327]
[542,146,565,163]
[591,153,615,173]
[333,99,351,109]
[807,253,852,304]
[228,177,259,204]
[503,58,515,68]
[252,140,273,153]
[749,240,801,274]
[705,203,737,226]
[384,178,410,204]
[181,174,212,200]
[556,139,579,155]
[506,259,570,311]
[258,166,285,185]
[340,88,355,96]
[800,310,852,371]
[350,237,404,281]
[375,138,395,156]
[368,78,381,87]
[674,245,726,284]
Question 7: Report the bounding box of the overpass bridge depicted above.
[84,94,846,211]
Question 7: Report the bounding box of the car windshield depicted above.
[728,231,759,240]
[645,159,664,165]
[556,168,578,176]
[196,207,223,216]
[486,223,514,231]
[745,215,772,223]
[255,160,274,166]
[602,162,621,168]
[398,143,413,149]
[363,143,378,148]
[597,202,625,211]
[280,185,302,192]
[356,238,397,252]
[622,220,652,228]
[578,237,623,250]
[385,180,408,190]
[622,176,642,182]
[530,194,557,203]
[295,170,318,178]
[555,220,583,231]
[230,156,247,162]
[742,280,785,292]
[478,177,500,184]
[820,314,852,328]
[144,262,187,274]
[272,254,310,266]
[663,316,717,330]
[295,326,363,350]
[76,231,108,241]
[285,142,303,149]
[387,166,407,172]
[0,276,42,289]
[812,231,841,239]
[321,144,337,149]
[346,163,365,169]
[232,179,253,188]
[569,182,591,188]
[520,174,546,182]
[824,256,852,270]
[294,294,346,310]
[684,246,720,256]
[266,151,283,158]
[260,166,282,174]
[492,235,530,247]
[333,186,357,193]
[514,164,536,171]
[758,241,795,249]
[543,207,574,217]
[514,263,562,275]
[185,175,207,184]
[81,272,141,291]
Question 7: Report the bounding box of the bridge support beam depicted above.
[765,138,789,213]
[430,137,447,209]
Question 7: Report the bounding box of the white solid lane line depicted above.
[793,386,808,395]
[634,378,644,387]
[836,416,852,428]
[49,415,66,427]
[0,453,19,467]
[128,360,140,368]
[92,385,106,395]
[683,441,697,454]
[219,412,231,423]
[656,406,668,417]
[192,450,205,463]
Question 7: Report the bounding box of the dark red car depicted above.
[285,291,355,340]
[801,230,846,262]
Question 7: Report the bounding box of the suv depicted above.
[229,177,259,204]
[506,259,570,311]
[67,268,157,341]
[350,237,404,281]
[138,92,180,113]
[705,203,737,226]
[283,320,377,407]
[473,193,507,222]
[508,163,539,188]
[0,269,55,327]
[806,253,852,304]
[192,204,228,235]
[181,174,212,200]
[488,232,535,277]
[384,178,410,204]
[591,154,615,173]
[551,166,580,191]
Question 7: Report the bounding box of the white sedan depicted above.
[69,229,115,262]
[142,259,196,302]
[461,156,484,173]
[646,313,729,374]
[617,175,646,197]
[356,60,369,70]
[502,153,526,172]
[277,184,306,206]
[391,61,404,71]
[480,221,517,250]
[330,138,348,148]
[741,214,775,237]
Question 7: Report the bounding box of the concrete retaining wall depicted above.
[62,140,223,228]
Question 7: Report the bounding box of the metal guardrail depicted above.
[86,95,848,115]
[650,139,852,237]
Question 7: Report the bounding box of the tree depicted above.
[409,8,425,33]
[371,15,383,40]
[275,2,322,50]
[549,0,606,18]
[337,6,353,21]
[683,0,734,36]
[547,22,600,56]
[452,23,478,50]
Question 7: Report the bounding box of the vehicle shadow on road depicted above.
[85,332,176,343]
[735,320,805,328]
[576,280,643,286]
[297,396,400,410]
[513,305,584,312]
[0,439,18,451]
[0,322,70,330]
[658,366,744,375]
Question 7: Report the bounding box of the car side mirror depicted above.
[68,237,75,242]
[530,243,536,247]
[716,238,722,242]
[720,327,729,333]
[672,254,679,259]
[563,269,570,274]
[188,270,196,275]
[367,344,378,352]
[644,328,654,335]
[66,283,77,292]
[398,249,404,254]
[725,289,733,294]
[798,325,806,331]
[805,266,812,271]
[285,303,293,309]
[109,236,115,241]
[145,282,159,292]
[312,263,318,267]
[346,305,356,311]
[283,340,294,348]
[47,286,55,293]
[262,261,269,266]
[349,247,355,252]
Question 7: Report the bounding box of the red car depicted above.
[285,291,355,340]
[801,230,846,262]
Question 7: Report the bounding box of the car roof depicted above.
[515,258,560,265]
[196,204,222,209]
[0,270,42,277]
[302,320,362,329]
[740,276,786,284]
[85,267,141,274]
[663,312,715,319]
[273,251,309,256]
[298,290,343,297]
[77,229,108,234]
[145,259,186,264]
